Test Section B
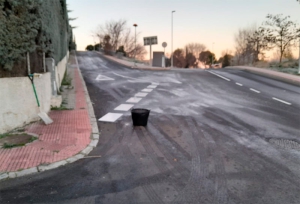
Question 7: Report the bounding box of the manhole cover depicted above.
[268,138,300,151]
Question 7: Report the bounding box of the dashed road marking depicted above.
[207,71,230,81]
[152,82,160,85]
[148,85,157,89]
[99,113,123,122]
[141,88,153,93]
[272,97,292,105]
[135,92,148,97]
[236,83,243,86]
[114,104,134,111]
[250,88,260,93]
[126,97,142,103]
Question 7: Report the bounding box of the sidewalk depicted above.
[99,52,171,71]
[0,52,99,180]
[226,66,300,87]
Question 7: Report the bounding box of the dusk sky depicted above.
[68,0,300,59]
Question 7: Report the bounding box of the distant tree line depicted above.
[0,0,75,77]
[233,14,300,66]
[171,43,232,68]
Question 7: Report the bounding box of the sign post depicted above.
[162,42,167,55]
[143,36,158,66]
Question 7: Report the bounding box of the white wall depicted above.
[0,52,69,134]
[0,73,51,134]
[55,51,69,87]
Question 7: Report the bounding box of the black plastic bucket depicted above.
[131,109,150,126]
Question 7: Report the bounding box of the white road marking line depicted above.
[207,71,230,81]
[236,83,243,86]
[148,85,157,89]
[272,97,292,105]
[135,92,148,97]
[126,97,142,103]
[99,113,123,122]
[141,88,153,93]
[250,88,260,93]
[95,74,114,81]
[112,72,137,80]
[114,104,134,111]
[152,82,159,85]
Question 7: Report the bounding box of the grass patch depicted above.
[51,105,72,110]
[267,67,299,76]
[1,135,38,149]
[61,71,72,86]
[0,133,10,139]
[3,143,25,148]
[29,136,38,143]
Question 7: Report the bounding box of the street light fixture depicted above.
[133,24,138,66]
[171,10,175,68]
[298,37,300,74]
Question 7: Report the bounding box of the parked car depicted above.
[212,64,220,68]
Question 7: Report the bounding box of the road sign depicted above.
[143,36,158,66]
[143,36,158,46]
[162,42,167,48]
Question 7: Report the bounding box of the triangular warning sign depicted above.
[95,75,115,81]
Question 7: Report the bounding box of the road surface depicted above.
[0,51,300,204]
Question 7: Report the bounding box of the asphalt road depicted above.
[0,51,300,204]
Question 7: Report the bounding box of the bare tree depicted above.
[247,27,274,62]
[119,29,147,59]
[234,26,256,65]
[263,14,300,63]
[184,43,206,60]
[93,19,147,59]
[94,19,127,51]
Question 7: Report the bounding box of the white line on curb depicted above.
[250,88,260,93]
[236,83,243,86]
[272,97,292,105]
[207,71,230,81]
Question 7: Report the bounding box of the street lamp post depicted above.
[298,37,300,74]
[212,42,215,67]
[171,10,175,68]
[133,24,138,66]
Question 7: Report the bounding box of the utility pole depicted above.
[298,37,300,74]
[171,10,175,68]
[133,24,138,66]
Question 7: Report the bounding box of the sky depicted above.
[68,0,300,60]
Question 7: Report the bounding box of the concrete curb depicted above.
[0,52,100,182]
[226,66,300,87]
[97,52,171,71]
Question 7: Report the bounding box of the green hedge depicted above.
[0,0,71,74]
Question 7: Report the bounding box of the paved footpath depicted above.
[0,53,99,180]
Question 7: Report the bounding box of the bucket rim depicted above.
[131,108,150,113]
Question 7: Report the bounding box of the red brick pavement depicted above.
[0,60,91,172]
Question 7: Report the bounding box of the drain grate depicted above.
[268,138,300,151]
